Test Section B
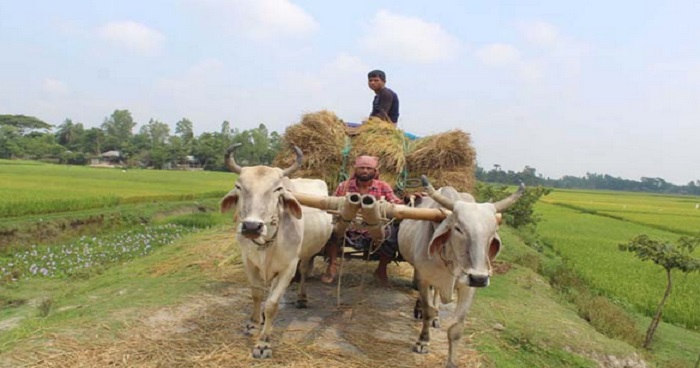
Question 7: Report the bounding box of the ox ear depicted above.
[281,190,303,219]
[428,222,451,259]
[220,189,239,213]
[489,234,502,262]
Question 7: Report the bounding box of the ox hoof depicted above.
[431,318,441,329]
[413,341,429,354]
[295,299,308,309]
[252,342,272,359]
[244,322,258,336]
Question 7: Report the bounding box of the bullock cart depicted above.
[273,110,479,262]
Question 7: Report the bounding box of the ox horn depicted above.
[421,175,455,211]
[282,146,303,177]
[493,182,526,212]
[224,143,243,174]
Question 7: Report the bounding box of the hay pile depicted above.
[273,111,476,194]
[273,110,348,190]
[349,118,407,189]
[406,130,477,193]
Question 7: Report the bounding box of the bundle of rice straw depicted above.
[349,117,408,189]
[406,129,476,193]
[273,110,347,190]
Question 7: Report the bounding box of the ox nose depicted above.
[468,274,490,288]
[241,221,264,235]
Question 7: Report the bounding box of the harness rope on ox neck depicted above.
[250,213,280,248]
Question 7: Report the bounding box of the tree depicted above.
[0,125,24,158]
[619,234,700,349]
[0,114,52,134]
[55,119,84,150]
[167,136,189,166]
[81,128,105,155]
[141,119,170,146]
[175,118,194,145]
[474,183,552,228]
[101,110,136,150]
[220,120,233,150]
[192,132,224,170]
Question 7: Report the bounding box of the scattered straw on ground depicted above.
[6,259,484,368]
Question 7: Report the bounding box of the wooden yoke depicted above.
[291,191,450,222]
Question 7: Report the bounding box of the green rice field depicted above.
[0,160,237,218]
[537,189,700,330]
[541,189,700,236]
[3,160,699,331]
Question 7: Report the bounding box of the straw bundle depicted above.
[273,110,348,190]
[420,169,476,193]
[274,111,477,194]
[349,118,407,189]
[406,130,476,193]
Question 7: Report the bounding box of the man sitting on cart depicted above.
[322,155,403,287]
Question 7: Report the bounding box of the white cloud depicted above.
[97,21,165,55]
[519,21,559,47]
[42,78,69,95]
[281,53,369,112]
[191,0,318,39]
[476,43,521,67]
[474,21,584,84]
[360,10,460,63]
[157,58,226,97]
[516,61,544,83]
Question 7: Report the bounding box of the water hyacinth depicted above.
[0,224,194,281]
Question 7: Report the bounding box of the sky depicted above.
[1,1,699,185]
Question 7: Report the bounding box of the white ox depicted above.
[219,145,332,359]
[398,176,524,368]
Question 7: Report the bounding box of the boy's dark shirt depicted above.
[371,87,399,124]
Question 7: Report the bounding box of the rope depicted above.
[394,134,411,196]
[336,234,346,308]
[367,205,393,257]
[338,136,352,184]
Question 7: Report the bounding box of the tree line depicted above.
[2,111,698,195]
[476,165,700,196]
[0,111,280,171]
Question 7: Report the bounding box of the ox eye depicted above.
[274,186,284,192]
[454,227,463,234]
[235,184,242,190]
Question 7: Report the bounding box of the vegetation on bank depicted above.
[2,218,698,367]
[536,197,700,331]
[1,224,196,282]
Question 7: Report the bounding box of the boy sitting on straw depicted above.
[322,155,404,287]
[368,70,399,124]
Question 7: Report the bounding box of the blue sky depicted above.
[1,1,699,185]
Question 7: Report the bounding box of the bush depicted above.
[475,183,552,228]
[165,213,224,229]
[574,294,644,347]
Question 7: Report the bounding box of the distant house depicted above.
[90,150,123,167]
[174,155,202,170]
